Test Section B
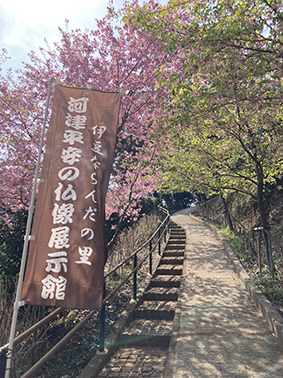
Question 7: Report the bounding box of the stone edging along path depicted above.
[190,214,283,350]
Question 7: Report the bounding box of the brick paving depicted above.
[96,347,167,378]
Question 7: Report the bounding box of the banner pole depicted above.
[5,78,55,378]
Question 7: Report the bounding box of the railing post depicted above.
[133,254,137,301]
[257,230,262,273]
[0,348,8,378]
[98,280,106,353]
[158,228,161,255]
[149,240,152,275]
[164,222,167,243]
[254,225,275,277]
[265,228,275,278]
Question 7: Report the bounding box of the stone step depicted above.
[155,265,183,275]
[171,227,185,230]
[119,319,173,347]
[163,250,184,257]
[169,223,180,227]
[161,256,184,265]
[169,228,185,232]
[169,236,185,240]
[134,300,177,320]
[165,245,185,251]
[170,229,184,233]
[170,228,185,233]
[168,241,185,245]
[143,287,179,301]
[150,275,182,287]
[169,233,186,241]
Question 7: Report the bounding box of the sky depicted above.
[0,0,124,73]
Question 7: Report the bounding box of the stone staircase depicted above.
[96,221,186,377]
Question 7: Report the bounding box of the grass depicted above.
[251,271,283,317]
[218,226,243,250]
[218,226,283,316]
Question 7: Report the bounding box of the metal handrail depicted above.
[1,206,170,378]
[0,307,63,353]
[103,211,169,303]
[99,205,170,351]
[104,207,169,279]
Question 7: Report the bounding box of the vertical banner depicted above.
[21,86,121,309]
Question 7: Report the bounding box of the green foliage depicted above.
[124,0,283,243]
[253,272,283,304]
[0,208,28,282]
[161,191,196,211]
[139,196,160,215]
[236,251,253,263]
[218,226,243,250]
[263,287,283,303]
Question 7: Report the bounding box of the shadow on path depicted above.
[166,213,283,378]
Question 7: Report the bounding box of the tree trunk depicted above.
[255,163,275,276]
[204,199,209,220]
[220,194,233,232]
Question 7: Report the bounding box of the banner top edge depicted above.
[52,81,125,95]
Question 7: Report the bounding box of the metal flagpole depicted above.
[4,78,55,378]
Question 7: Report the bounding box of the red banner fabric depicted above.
[21,86,121,309]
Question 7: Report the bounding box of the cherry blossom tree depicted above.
[0,73,46,208]
[125,0,283,273]
[0,2,170,237]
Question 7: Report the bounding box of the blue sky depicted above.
[0,0,125,73]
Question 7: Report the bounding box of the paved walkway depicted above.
[96,346,167,377]
[167,211,283,377]
[93,211,283,378]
